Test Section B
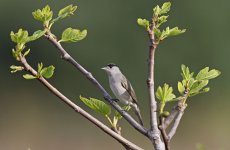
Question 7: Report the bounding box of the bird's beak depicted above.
[101,66,108,71]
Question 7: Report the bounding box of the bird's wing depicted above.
[121,75,138,104]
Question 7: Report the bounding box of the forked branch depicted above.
[19,55,143,150]
[44,31,149,136]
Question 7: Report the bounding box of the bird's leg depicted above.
[111,98,119,102]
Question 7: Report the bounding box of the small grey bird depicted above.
[101,63,144,126]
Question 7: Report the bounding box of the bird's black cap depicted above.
[107,63,117,68]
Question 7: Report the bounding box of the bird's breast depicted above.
[109,82,132,105]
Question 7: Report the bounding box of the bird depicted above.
[101,63,144,126]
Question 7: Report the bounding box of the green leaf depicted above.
[37,63,43,73]
[153,28,162,39]
[27,30,46,42]
[153,2,171,16]
[157,15,168,28]
[159,2,171,15]
[23,74,37,80]
[189,80,209,96]
[114,105,131,120]
[51,5,77,23]
[23,49,30,57]
[167,27,186,37]
[79,96,111,116]
[156,83,176,103]
[187,78,196,89]
[40,65,55,79]
[160,27,186,41]
[32,5,53,25]
[58,5,77,19]
[181,64,194,80]
[153,5,161,16]
[10,29,29,44]
[114,111,123,120]
[10,65,24,73]
[12,48,23,60]
[200,87,210,93]
[60,28,87,43]
[137,18,150,30]
[178,81,185,94]
[10,29,45,45]
[196,67,221,80]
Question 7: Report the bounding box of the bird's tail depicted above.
[133,104,144,126]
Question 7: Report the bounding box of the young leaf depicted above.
[90,97,111,116]
[114,105,131,120]
[10,65,24,73]
[23,49,30,57]
[187,78,196,89]
[58,5,77,19]
[27,30,46,42]
[79,96,111,116]
[137,18,150,30]
[60,28,87,43]
[159,2,171,15]
[40,65,55,79]
[168,27,186,37]
[160,27,186,41]
[156,83,176,103]
[10,29,45,45]
[153,2,171,16]
[196,67,221,80]
[181,64,194,80]
[23,74,37,80]
[12,48,23,60]
[10,29,29,44]
[153,28,162,40]
[37,63,43,73]
[157,15,168,28]
[153,5,161,16]
[200,87,210,93]
[32,5,53,25]
[178,81,185,94]
[51,5,77,23]
[189,80,209,96]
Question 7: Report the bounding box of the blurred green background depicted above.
[0,0,229,150]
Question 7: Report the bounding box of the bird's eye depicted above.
[107,63,117,68]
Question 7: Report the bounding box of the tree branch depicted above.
[146,19,165,149]
[44,31,148,137]
[164,103,180,129]
[159,117,170,150]
[19,55,143,150]
[168,101,187,140]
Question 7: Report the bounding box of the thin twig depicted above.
[19,55,143,150]
[147,19,158,133]
[146,19,165,149]
[167,91,188,141]
[159,117,170,150]
[164,103,180,129]
[168,102,187,140]
[44,31,148,137]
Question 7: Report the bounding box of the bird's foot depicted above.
[111,98,119,102]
